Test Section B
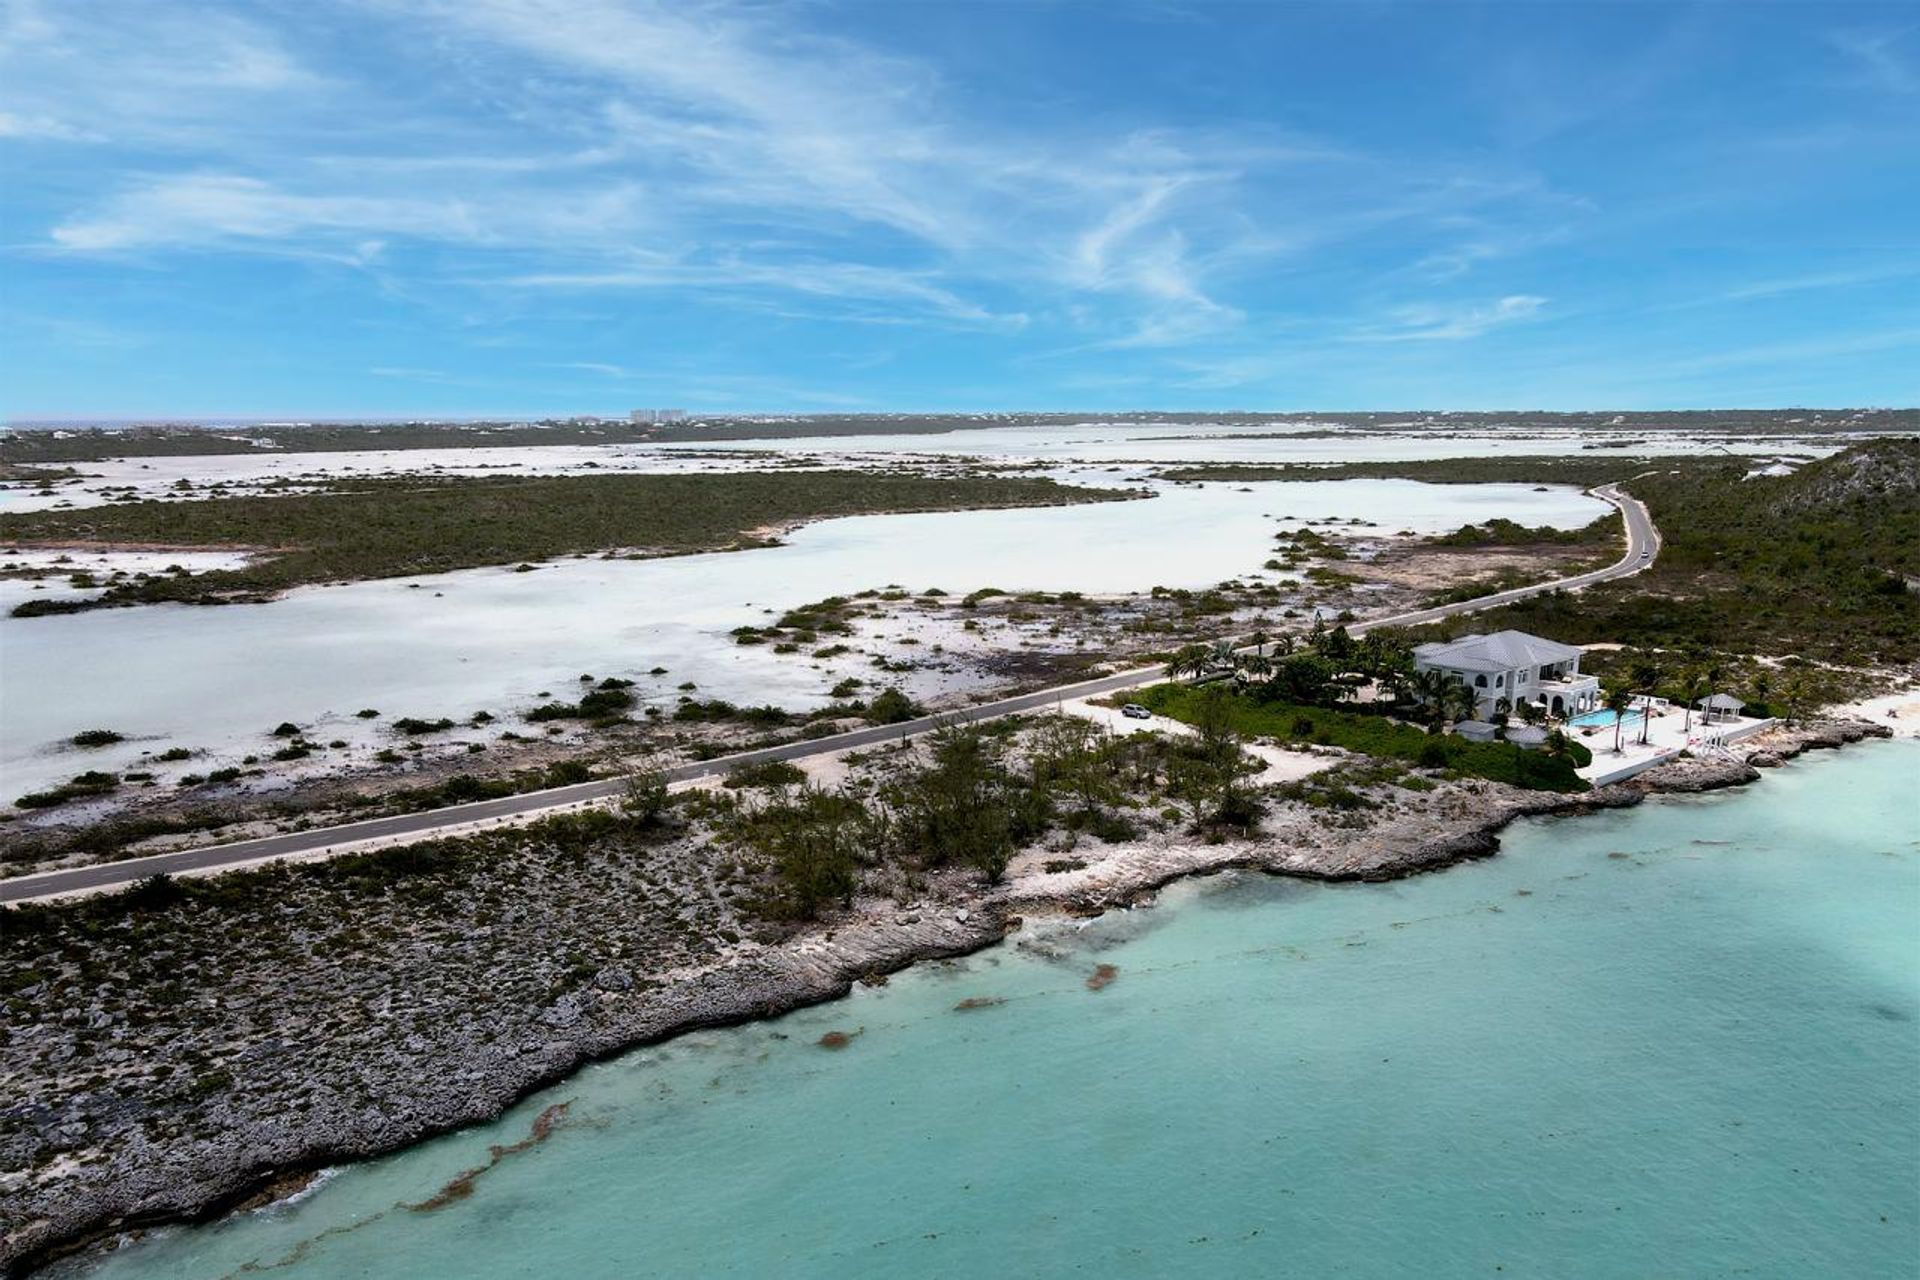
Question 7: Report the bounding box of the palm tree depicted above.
[1681,671,1709,734]
[1271,634,1297,658]
[1247,628,1271,658]
[1410,668,1454,733]
[1444,679,1480,728]
[1165,643,1212,682]
[1230,652,1272,693]
[1780,670,1810,726]
[1376,662,1410,706]
[1628,657,1663,743]
[1604,684,1636,754]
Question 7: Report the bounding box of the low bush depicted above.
[391,717,456,735]
[70,729,123,748]
[14,770,121,809]
[865,687,919,725]
[724,759,808,790]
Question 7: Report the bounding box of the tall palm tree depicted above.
[1628,657,1663,743]
[1780,670,1809,726]
[1444,679,1480,728]
[1247,628,1271,658]
[1604,684,1636,754]
[1410,668,1454,733]
[1681,671,1709,734]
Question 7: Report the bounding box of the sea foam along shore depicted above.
[2,716,1893,1278]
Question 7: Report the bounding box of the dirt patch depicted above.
[1356,544,1589,592]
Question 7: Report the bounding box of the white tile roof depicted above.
[1413,629,1584,673]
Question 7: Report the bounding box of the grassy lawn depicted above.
[1136,683,1593,792]
[1,470,1134,611]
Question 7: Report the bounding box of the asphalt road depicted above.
[1,486,1658,904]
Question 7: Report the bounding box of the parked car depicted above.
[1120,703,1152,720]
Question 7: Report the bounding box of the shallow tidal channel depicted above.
[72,740,1920,1278]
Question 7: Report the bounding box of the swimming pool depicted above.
[1569,708,1643,730]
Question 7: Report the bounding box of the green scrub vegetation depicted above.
[1415,439,1920,668]
[1,470,1134,614]
[1167,440,1920,671]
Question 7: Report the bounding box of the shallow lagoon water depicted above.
[1,478,1602,797]
[78,741,1920,1278]
[647,420,1835,465]
[1,420,1824,514]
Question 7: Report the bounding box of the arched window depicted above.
[1474,674,1487,688]
[1496,674,1505,686]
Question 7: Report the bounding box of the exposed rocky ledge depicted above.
[0,717,1894,1276]
[1622,716,1893,795]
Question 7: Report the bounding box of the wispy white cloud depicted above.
[1721,263,1920,302]
[0,0,322,148]
[11,0,1595,378]
[0,110,102,142]
[50,174,648,254]
[1350,294,1548,342]
[410,0,967,246]
[1827,27,1918,95]
[508,255,1027,330]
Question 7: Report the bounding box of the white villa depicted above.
[1412,629,1601,719]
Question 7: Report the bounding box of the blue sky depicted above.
[2,0,1916,418]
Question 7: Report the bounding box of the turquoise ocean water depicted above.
[78,742,1919,1278]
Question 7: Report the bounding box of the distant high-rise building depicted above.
[629,409,689,425]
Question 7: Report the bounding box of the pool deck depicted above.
[1575,708,1778,786]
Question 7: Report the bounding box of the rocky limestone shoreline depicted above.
[0,717,1892,1276]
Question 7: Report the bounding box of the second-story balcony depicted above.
[1537,673,1601,716]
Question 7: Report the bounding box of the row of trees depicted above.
[1166,621,1472,725]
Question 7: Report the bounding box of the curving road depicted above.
[1,486,1658,904]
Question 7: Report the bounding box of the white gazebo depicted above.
[1694,693,1746,725]
[1504,725,1551,751]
